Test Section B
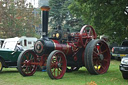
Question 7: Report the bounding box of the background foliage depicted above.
[68,0,128,44]
[0,0,128,44]
[49,0,84,32]
[0,0,40,38]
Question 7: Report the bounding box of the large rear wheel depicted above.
[47,50,67,79]
[17,50,37,76]
[85,39,110,74]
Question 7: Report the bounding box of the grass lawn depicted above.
[0,60,128,85]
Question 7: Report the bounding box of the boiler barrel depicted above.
[52,40,72,55]
[34,39,72,56]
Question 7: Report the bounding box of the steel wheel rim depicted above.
[21,51,37,76]
[92,41,110,74]
[50,52,66,79]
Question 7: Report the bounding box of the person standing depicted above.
[15,42,24,51]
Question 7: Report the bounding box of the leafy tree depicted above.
[69,0,128,44]
[49,0,84,32]
[0,0,40,38]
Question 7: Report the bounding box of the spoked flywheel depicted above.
[79,25,97,47]
[17,50,37,76]
[47,50,67,79]
[85,39,110,74]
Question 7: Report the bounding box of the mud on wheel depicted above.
[85,39,111,74]
[47,50,67,79]
[17,50,37,76]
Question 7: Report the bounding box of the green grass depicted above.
[0,60,128,85]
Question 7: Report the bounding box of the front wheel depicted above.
[47,50,67,79]
[17,50,37,76]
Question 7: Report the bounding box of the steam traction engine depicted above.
[17,6,111,79]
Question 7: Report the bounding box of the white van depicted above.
[2,36,37,50]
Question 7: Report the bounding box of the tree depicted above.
[0,0,40,38]
[49,0,84,32]
[69,0,128,44]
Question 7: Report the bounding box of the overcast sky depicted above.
[26,0,49,8]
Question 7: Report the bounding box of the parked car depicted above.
[109,43,118,59]
[120,57,128,79]
[112,40,128,60]
[0,36,37,72]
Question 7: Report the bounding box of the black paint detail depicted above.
[34,38,54,56]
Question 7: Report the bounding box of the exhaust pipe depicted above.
[41,6,50,38]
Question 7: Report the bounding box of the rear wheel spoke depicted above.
[101,49,107,54]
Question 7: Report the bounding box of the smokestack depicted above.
[41,6,50,38]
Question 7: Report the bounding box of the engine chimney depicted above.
[41,6,50,38]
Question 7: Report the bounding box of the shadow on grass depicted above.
[0,69,18,75]
[33,68,89,80]
[65,68,91,78]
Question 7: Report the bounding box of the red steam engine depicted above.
[17,6,111,79]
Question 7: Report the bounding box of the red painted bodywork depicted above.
[52,40,75,56]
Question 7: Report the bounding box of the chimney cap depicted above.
[41,6,50,11]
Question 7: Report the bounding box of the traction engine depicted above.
[17,6,111,79]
